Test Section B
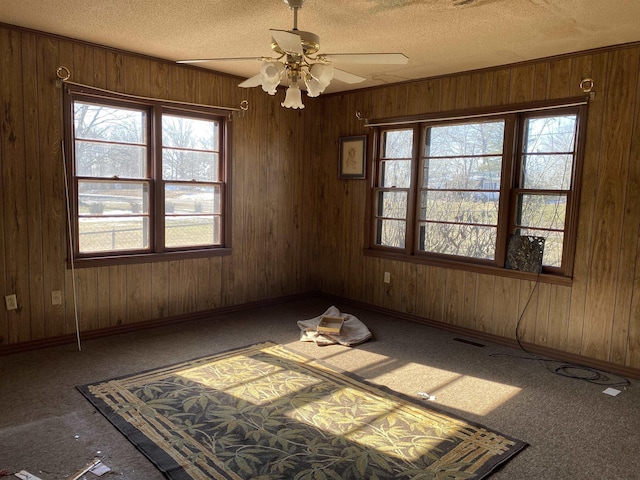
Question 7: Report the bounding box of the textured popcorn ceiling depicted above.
[1,0,639,93]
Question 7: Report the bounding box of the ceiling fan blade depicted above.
[332,68,366,85]
[177,57,266,64]
[270,29,303,55]
[238,73,264,88]
[320,53,409,65]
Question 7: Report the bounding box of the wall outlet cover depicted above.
[5,294,17,310]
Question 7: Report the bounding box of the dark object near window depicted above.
[505,235,545,273]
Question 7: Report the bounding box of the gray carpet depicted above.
[1,297,639,479]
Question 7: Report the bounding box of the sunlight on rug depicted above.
[78,341,527,479]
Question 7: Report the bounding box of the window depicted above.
[65,87,229,263]
[369,102,586,278]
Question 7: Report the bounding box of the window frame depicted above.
[63,85,232,267]
[365,98,588,283]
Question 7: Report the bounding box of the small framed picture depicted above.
[338,135,367,179]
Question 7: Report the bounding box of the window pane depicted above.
[518,228,564,267]
[517,194,566,231]
[75,141,146,178]
[163,115,219,150]
[376,219,405,248]
[165,216,219,248]
[78,181,149,216]
[79,217,149,253]
[162,114,220,182]
[380,160,411,188]
[383,130,413,158]
[524,115,576,153]
[426,121,504,157]
[163,150,219,182]
[424,156,502,189]
[420,191,499,224]
[419,223,496,260]
[74,102,145,144]
[165,184,220,215]
[377,191,407,218]
[522,154,573,190]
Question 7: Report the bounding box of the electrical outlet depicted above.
[384,272,391,284]
[51,290,62,306]
[5,294,18,311]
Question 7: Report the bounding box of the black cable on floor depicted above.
[489,273,631,389]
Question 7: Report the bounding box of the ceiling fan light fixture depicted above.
[304,63,333,97]
[310,63,333,87]
[281,84,305,109]
[260,61,285,95]
[304,76,323,97]
[177,0,407,109]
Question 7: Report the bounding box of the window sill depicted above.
[363,248,572,286]
[69,247,232,269]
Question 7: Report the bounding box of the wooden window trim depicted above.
[63,85,232,268]
[364,98,588,284]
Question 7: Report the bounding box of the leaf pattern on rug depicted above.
[81,342,526,479]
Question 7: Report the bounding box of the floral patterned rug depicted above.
[78,341,527,479]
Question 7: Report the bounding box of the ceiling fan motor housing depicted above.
[270,30,320,56]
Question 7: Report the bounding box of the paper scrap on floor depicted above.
[89,462,111,476]
[14,472,43,480]
[602,387,621,396]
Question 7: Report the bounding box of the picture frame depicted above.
[338,135,367,179]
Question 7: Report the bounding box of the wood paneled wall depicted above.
[309,44,640,370]
[2,22,640,374]
[0,24,314,347]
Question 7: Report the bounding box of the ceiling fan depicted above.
[177,0,408,109]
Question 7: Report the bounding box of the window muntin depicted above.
[69,91,227,260]
[370,105,583,277]
[161,114,223,250]
[74,102,150,254]
[513,113,578,268]
[162,114,220,182]
[418,120,505,261]
[374,129,413,248]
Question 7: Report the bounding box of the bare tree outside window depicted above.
[375,129,413,248]
[419,120,504,260]
[74,103,150,253]
[369,104,583,277]
[162,115,222,248]
[70,94,226,258]
[515,114,577,267]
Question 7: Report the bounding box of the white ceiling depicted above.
[2,0,640,94]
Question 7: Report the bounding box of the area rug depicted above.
[77,341,527,479]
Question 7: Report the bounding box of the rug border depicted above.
[77,383,193,480]
[77,340,528,479]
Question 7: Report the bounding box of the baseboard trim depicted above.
[4,290,639,381]
[0,292,312,356]
[319,293,640,381]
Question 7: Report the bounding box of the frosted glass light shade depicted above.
[305,63,334,97]
[281,85,305,109]
[260,62,285,95]
[304,77,323,97]
[310,63,334,87]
